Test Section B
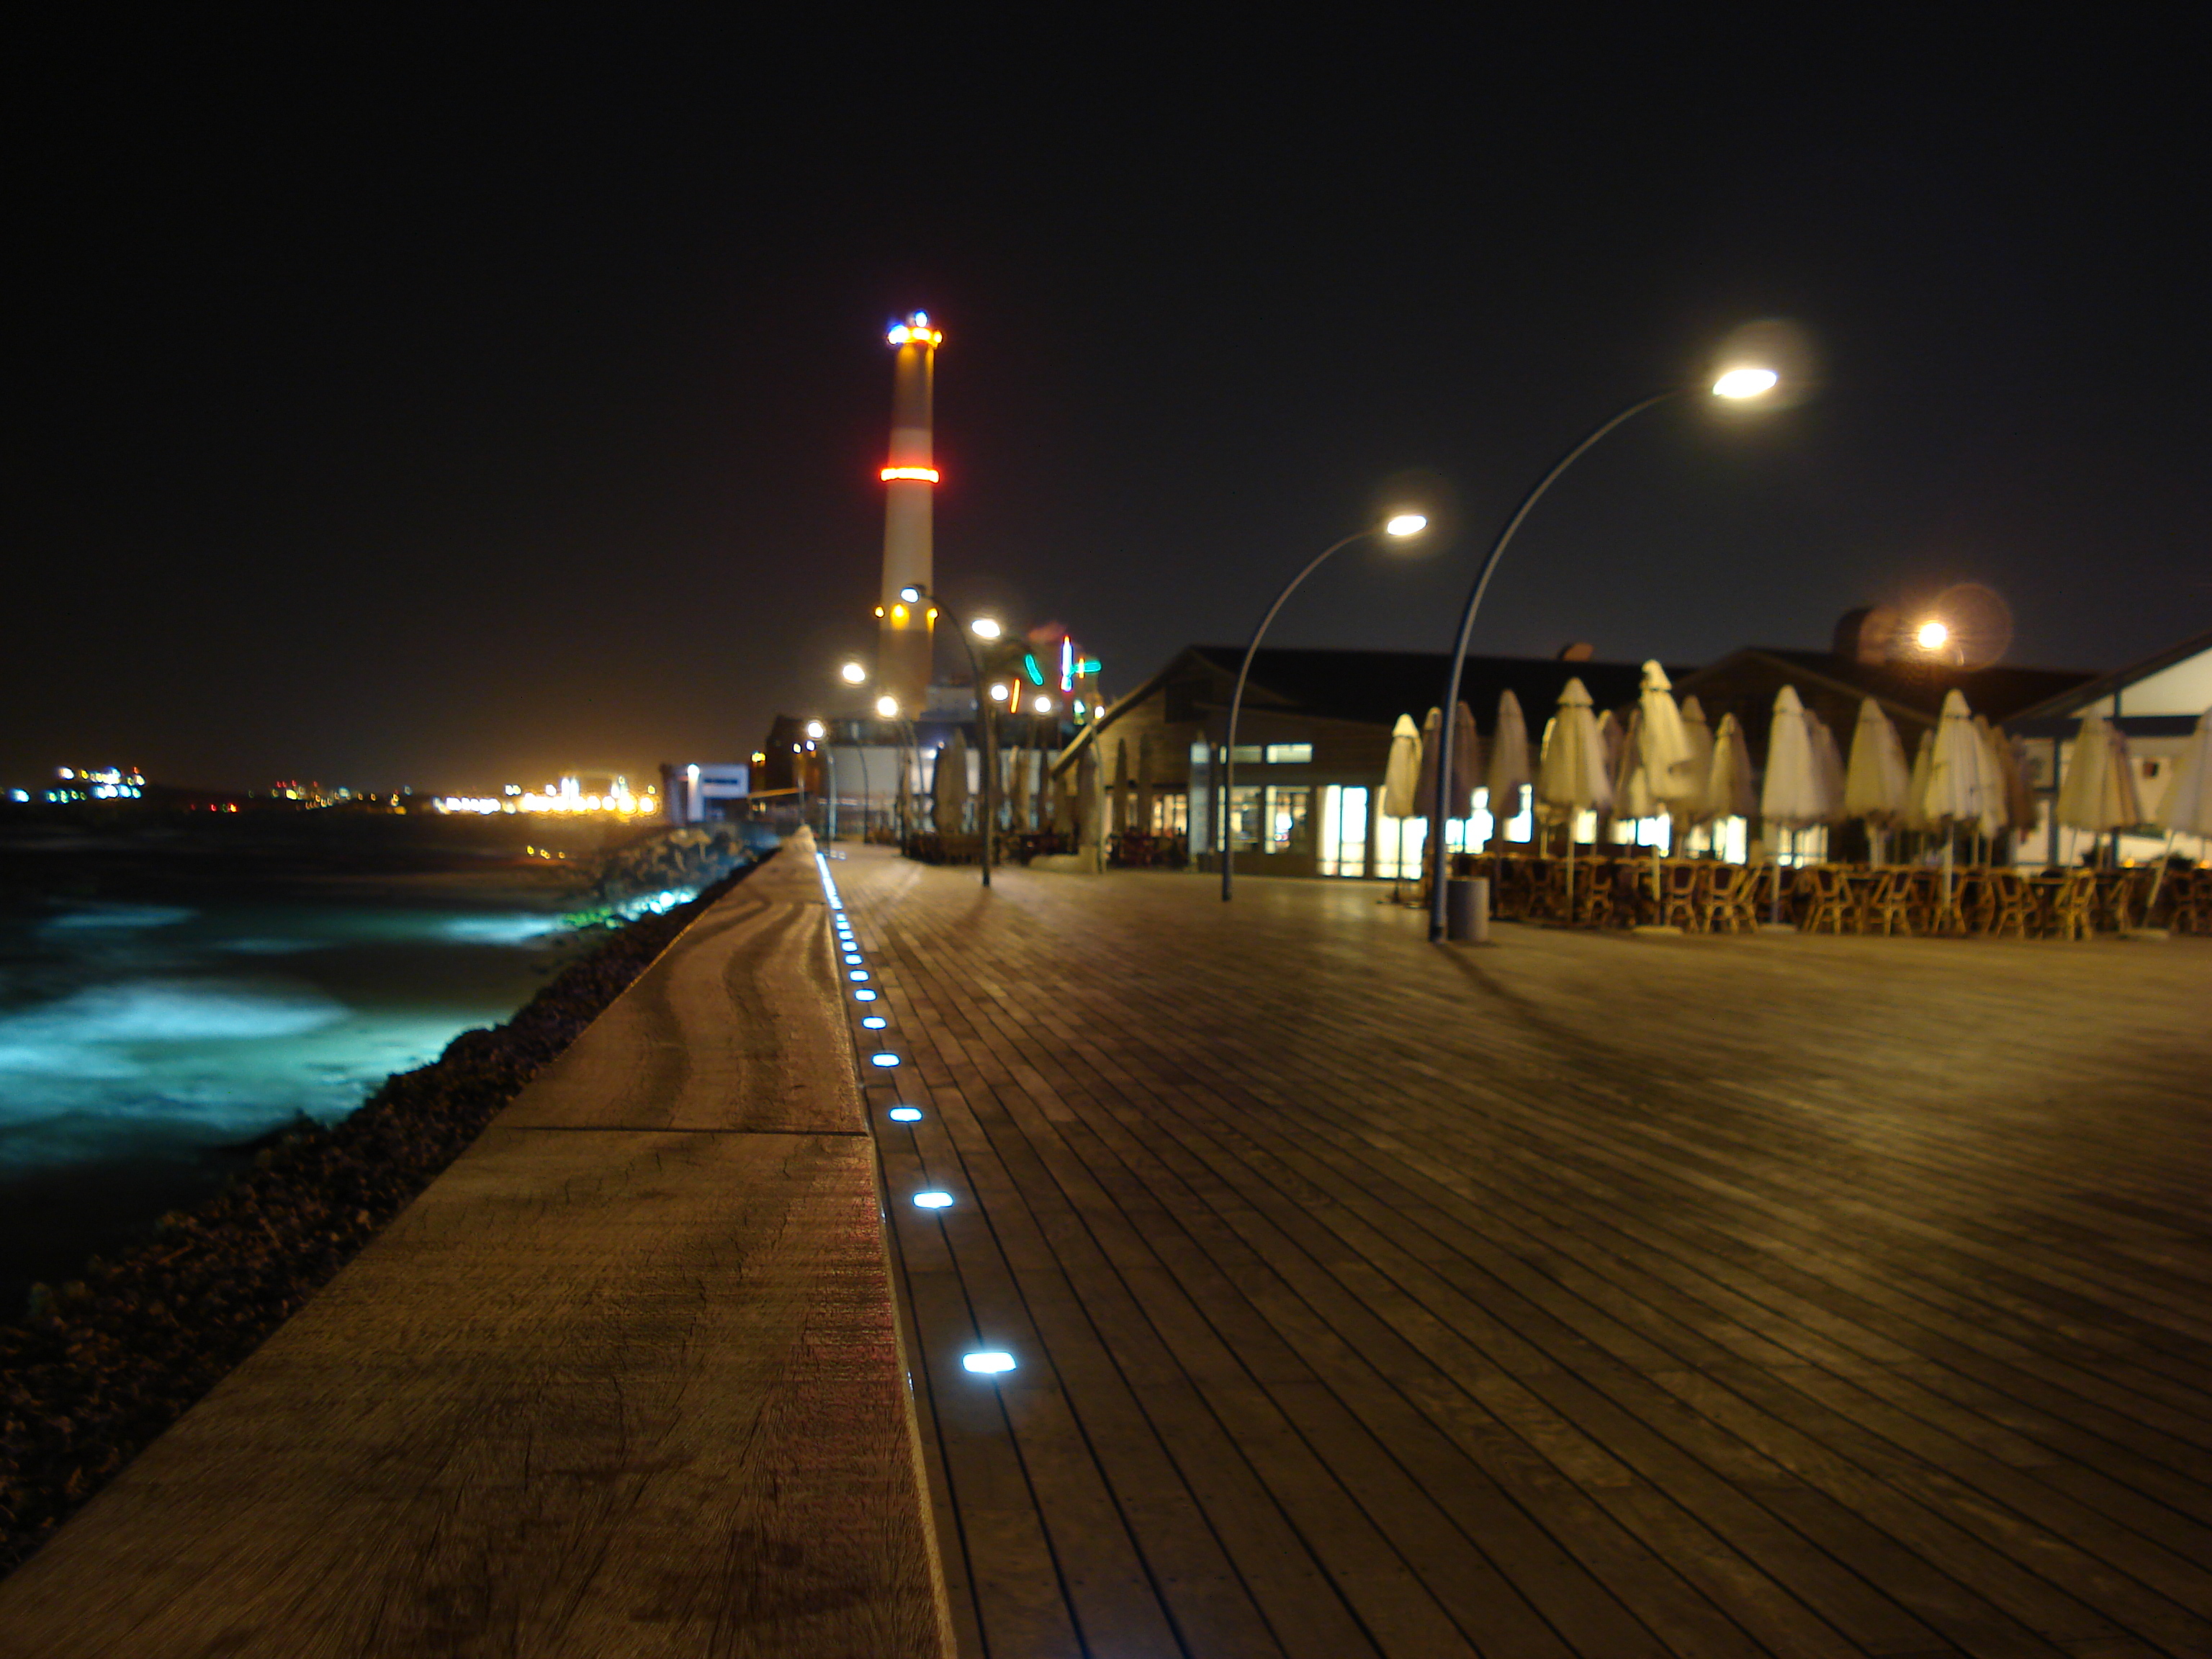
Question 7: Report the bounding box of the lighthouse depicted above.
[876,311,940,711]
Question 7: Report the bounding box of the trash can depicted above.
[1446,876,1490,943]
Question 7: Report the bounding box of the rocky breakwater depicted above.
[0,852,769,1576]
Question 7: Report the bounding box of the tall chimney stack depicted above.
[876,312,940,711]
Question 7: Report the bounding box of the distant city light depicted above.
[886,313,943,348]
[1712,366,1780,399]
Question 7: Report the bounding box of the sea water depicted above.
[0,888,685,1307]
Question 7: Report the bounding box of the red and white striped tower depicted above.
[876,311,941,710]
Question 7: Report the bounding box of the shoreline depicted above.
[0,848,770,1576]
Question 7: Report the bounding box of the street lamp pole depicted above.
[1221,513,1427,902]
[1424,364,1780,943]
[1424,391,1680,942]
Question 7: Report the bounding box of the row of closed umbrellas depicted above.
[1378,664,2212,855]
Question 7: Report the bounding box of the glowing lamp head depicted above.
[971,616,1002,639]
[805,720,824,739]
[899,586,921,603]
[1384,513,1428,538]
[1034,695,1053,714]
[1916,620,1950,652]
[1712,366,1780,400]
[841,661,867,685]
[886,312,943,348]
[876,695,901,719]
[990,683,1010,701]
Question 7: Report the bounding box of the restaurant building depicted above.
[1056,646,1648,878]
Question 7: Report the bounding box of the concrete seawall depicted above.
[0,830,953,1658]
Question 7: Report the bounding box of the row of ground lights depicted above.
[813,850,1015,1378]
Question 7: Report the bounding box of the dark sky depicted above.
[11,17,2208,793]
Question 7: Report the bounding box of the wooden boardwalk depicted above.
[828,847,2212,1659]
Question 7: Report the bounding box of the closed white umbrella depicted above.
[2055,712,2144,865]
[1382,714,1421,819]
[1923,689,1989,913]
[1412,706,1442,824]
[1761,686,1825,919]
[1617,711,1659,822]
[1845,697,1912,863]
[2157,709,2212,837]
[2148,709,2212,907]
[1076,743,1105,866]
[1485,690,1532,850]
[1899,729,1934,833]
[1806,711,1848,827]
[1537,677,1613,917]
[1707,712,1756,824]
[1676,695,1715,832]
[1449,702,1481,822]
[933,732,971,837]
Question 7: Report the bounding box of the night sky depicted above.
[12,17,2208,793]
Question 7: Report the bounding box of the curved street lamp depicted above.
[1424,364,1779,942]
[1220,513,1429,900]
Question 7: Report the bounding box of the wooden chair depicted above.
[1983,869,2031,938]
[1660,860,1707,932]
[2171,868,2209,935]
[2049,870,2097,940]
[1861,868,1914,936]
[1796,864,1852,934]
[1707,864,1759,933]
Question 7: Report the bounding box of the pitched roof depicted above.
[1672,647,2092,729]
[2003,628,2212,725]
[1181,645,1655,731]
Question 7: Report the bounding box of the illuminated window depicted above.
[1264,786,1311,853]
[1263,743,1313,763]
[1149,789,1188,838]
[1320,785,1369,877]
[1228,745,1264,764]
[1227,786,1264,852]
[1375,811,1427,881]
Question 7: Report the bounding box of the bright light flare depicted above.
[888,1107,922,1123]
[1712,367,1779,400]
[971,617,1002,639]
[1384,513,1428,537]
[1033,696,1053,714]
[1916,620,1950,652]
[963,1351,1015,1374]
[881,466,940,483]
[990,683,1010,702]
[841,662,868,685]
[806,720,825,739]
[913,1191,953,1208]
[876,696,901,719]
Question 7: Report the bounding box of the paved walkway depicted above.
[830,848,2212,1659]
[0,835,952,1658]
